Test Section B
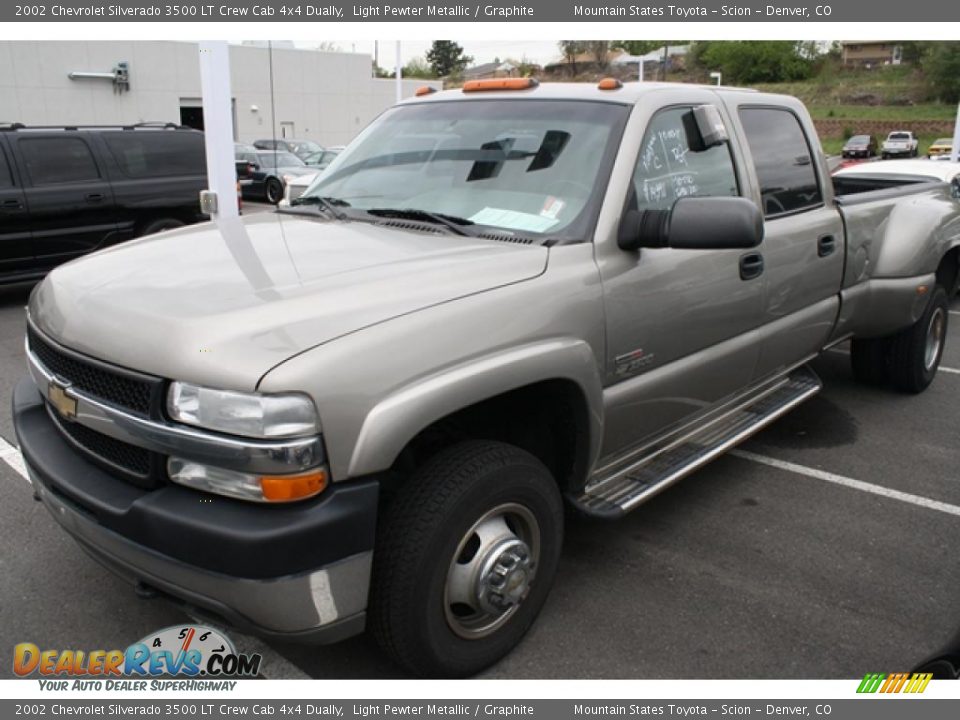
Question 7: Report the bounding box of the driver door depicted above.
[597,104,766,463]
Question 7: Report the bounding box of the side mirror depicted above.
[618,197,764,252]
[951,176,960,200]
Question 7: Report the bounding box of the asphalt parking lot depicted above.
[0,228,957,679]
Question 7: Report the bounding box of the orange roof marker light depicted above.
[598,78,623,90]
[415,86,437,97]
[462,78,540,93]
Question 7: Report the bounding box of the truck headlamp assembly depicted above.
[167,382,319,439]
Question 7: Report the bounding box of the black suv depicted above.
[0,123,209,285]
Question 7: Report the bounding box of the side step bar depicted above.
[569,366,822,519]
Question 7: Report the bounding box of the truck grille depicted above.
[52,411,155,485]
[27,325,158,416]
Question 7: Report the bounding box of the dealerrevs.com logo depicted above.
[13,625,262,688]
[856,672,933,694]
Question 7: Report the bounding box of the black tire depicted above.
[882,153,889,160]
[139,218,184,237]
[265,178,284,204]
[887,285,949,393]
[369,440,564,678]
[850,337,889,386]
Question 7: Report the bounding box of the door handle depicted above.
[85,193,104,203]
[1,199,22,209]
[739,252,764,281]
[817,234,836,257]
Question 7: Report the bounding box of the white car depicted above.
[279,171,319,207]
[881,130,919,159]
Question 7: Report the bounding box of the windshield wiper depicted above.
[290,195,350,220]
[364,208,475,236]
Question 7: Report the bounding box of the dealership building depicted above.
[0,41,440,147]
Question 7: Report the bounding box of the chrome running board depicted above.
[569,366,822,519]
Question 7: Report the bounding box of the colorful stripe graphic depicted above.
[857,672,933,694]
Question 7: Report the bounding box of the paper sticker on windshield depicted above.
[470,207,559,233]
[540,196,566,220]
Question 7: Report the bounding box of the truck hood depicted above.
[30,212,548,390]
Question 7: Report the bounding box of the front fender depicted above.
[347,338,604,479]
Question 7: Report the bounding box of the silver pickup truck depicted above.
[12,80,960,678]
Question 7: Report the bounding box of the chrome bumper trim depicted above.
[26,346,325,474]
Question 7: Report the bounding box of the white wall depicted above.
[0,41,441,147]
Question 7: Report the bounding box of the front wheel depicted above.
[265,177,284,204]
[887,285,949,393]
[369,441,564,677]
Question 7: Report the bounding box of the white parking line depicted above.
[731,449,960,518]
[0,436,29,482]
[824,347,960,374]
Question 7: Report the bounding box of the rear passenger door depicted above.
[737,106,845,379]
[0,137,34,275]
[10,133,118,267]
[99,130,207,238]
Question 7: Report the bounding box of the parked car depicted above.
[881,130,919,159]
[302,147,342,170]
[234,143,259,187]
[927,138,954,159]
[0,122,208,285]
[14,82,960,678]
[842,134,877,159]
[253,138,324,160]
[279,171,318,207]
[235,149,314,204]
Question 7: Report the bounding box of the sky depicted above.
[301,40,565,68]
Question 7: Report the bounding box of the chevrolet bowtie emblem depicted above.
[48,380,77,420]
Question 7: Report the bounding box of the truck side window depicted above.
[0,147,12,188]
[632,107,739,212]
[103,132,207,179]
[739,107,823,218]
[18,137,101,185]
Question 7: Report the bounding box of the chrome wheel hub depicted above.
[924,307,945,371]
[444,503,540,640]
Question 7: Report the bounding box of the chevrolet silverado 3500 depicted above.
[12,80,960,677]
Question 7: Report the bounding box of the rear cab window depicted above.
[739,107,823,218]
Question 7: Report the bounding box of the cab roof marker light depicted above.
[597,78,623,90]
[415,86,437,97]
[462,78,539,93]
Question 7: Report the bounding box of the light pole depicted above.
[710,71,722,86]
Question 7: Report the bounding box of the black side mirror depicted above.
[618,197,764,251]
[951,176,960,200]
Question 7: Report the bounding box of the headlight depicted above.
[167,382,319,439]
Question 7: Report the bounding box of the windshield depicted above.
[258,152,304,168]
[299,99,630,241]
[934,139,953,145]
[848,136,870,143]
[889,133,911,140]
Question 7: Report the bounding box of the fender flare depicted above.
[346,338,604,479]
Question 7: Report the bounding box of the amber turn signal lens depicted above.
[462,78,539,92]
[260,469,328,502]
[415,85,437,96]
[597,77,623,90]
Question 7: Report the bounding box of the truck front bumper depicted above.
[12,375,378,644]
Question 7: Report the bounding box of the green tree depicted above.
[921,42,960,102]
[615,40,688,56]
[426,41,472,77]
[401,57,436,79]
[694,41,817,84]
[558,40,587,75]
